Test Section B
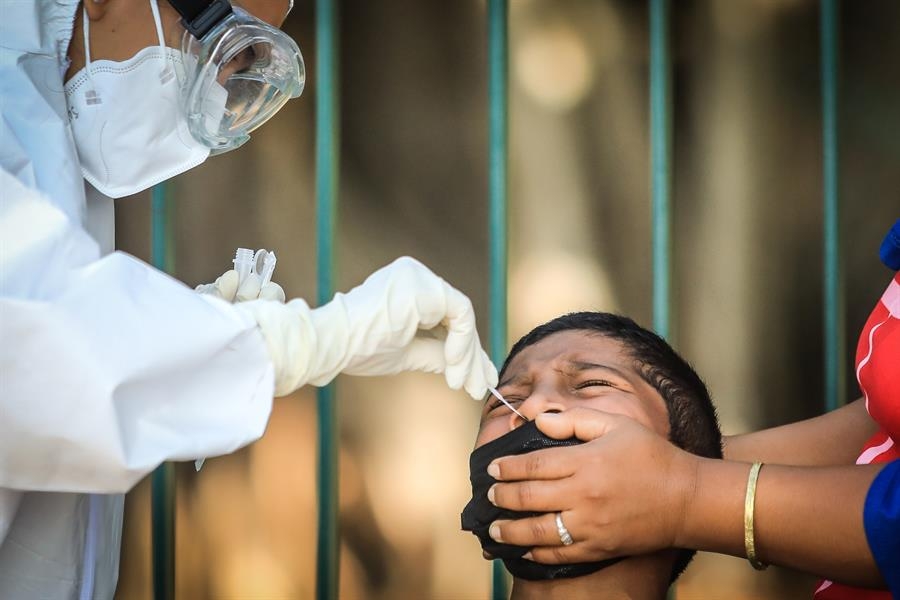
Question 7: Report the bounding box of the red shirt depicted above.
[814,272,900,599]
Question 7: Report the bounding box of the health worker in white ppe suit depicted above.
[0,0,498,597]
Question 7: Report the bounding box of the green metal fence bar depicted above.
[315,0,340,598]
[649,3,674,596]
[487,0,509,598]
[150,183,175,600]
[650,0,672,341]
[820,0,844,412]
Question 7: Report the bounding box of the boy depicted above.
[462,312,722,599]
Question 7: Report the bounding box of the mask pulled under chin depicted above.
[460,420,623,580]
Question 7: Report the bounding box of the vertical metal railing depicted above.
[487,1,509,599]
[150,183,175,600]
[315,0,340,598]
[649,2,674,597]
[650,0,672,342]
[820,0,844,412]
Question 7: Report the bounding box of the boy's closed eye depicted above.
[488,395,525,413]
[574,379,616,390]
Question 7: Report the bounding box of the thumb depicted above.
[462,351,498,400]
[535,407,629,442]
[214,269,240,302]
[455,345,495,400]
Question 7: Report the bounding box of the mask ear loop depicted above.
[81,8,102,105]
[149,0,176,84]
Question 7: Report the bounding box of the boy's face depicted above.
[476,330,671,448]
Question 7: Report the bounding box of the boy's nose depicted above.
[507,394,566,431]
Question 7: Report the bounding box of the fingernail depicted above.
[487,461,500,479]
[487,484,496,505]
[522,552,533,561]
[489,522,503,542]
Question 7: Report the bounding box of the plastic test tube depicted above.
[233,247,255,285]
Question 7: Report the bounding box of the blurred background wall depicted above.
[113,0,900,598]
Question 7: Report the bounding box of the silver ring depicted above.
[555,512,574,546]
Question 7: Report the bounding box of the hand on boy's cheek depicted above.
[484,411,699,566]
[462,420,624,579]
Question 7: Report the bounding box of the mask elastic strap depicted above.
[81,8,102,105]
[149,0,176,84]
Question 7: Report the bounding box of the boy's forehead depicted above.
[501,330,631,380]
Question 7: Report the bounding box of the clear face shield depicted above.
[167,0,305,153]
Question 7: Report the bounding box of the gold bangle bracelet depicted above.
[743,461,768,570]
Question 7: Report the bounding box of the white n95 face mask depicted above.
[64,1,226,198]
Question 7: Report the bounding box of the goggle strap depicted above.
[166,0,233,39]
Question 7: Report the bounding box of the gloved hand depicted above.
[196,269,286,303]
[235,256,498,398]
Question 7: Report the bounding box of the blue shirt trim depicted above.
[880,219,900,271]
[864,459,900,596]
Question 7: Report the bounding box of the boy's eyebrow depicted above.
[497,360,630,389]
[565,360,631,380]
[497,372,529,389]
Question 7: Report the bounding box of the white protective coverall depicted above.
[0,1,277,597]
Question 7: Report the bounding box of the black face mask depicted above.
[460,420,623,580]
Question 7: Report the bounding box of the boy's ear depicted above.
[84,0,110,21]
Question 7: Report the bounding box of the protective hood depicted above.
[0,0,85,224]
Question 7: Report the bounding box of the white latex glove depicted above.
[196,269,286,303]
[235,256,498,398]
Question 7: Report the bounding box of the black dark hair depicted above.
[501,311,723,581]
